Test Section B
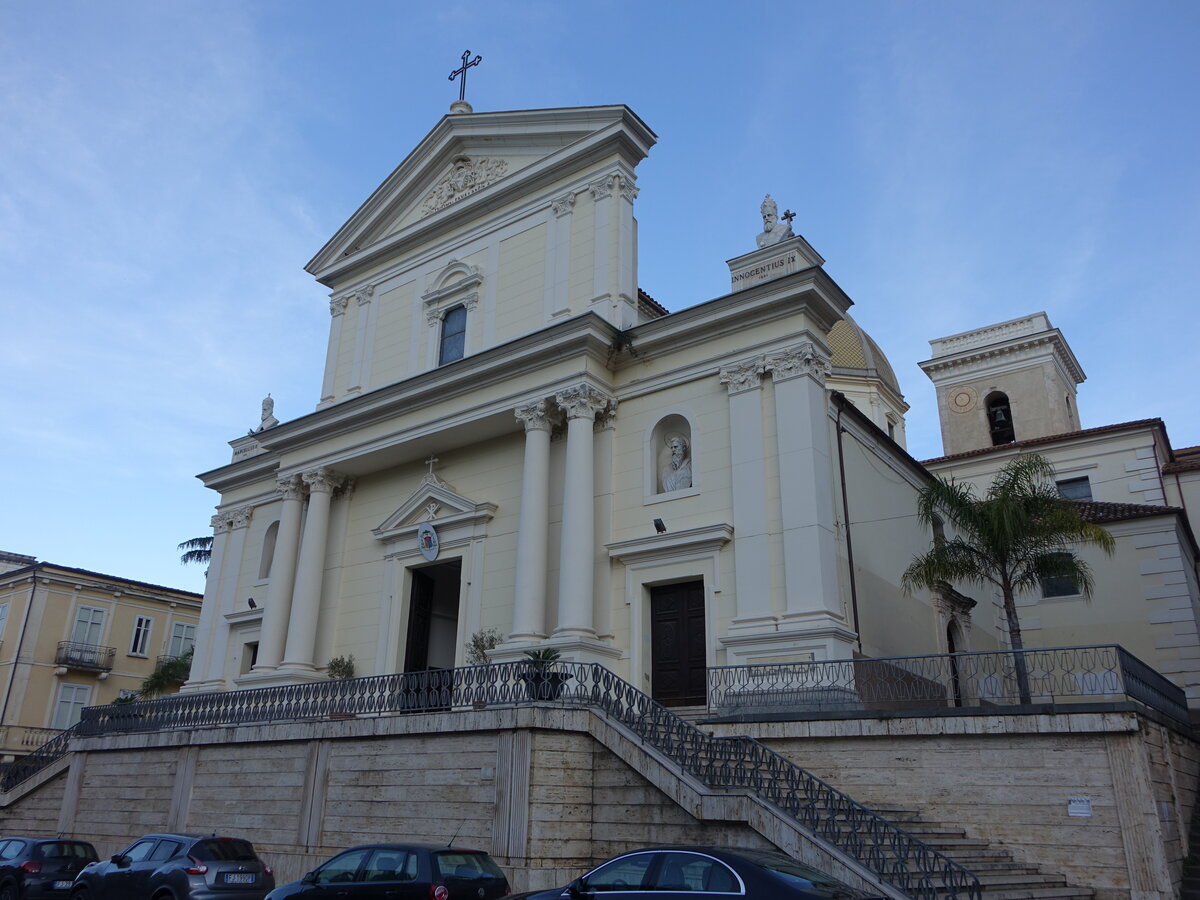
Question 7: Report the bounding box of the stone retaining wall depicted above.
[706,711,1199,900]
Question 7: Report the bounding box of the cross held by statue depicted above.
[449,50,482,102]
[781,209,796,225]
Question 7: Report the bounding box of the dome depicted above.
[827,315,903,399]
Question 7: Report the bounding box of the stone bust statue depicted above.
[659,433,693,492]
[254,394,279,433]
[756,194,794,249]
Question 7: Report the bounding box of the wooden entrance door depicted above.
[650,581,707,706]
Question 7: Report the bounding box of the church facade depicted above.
[185,102,978,700]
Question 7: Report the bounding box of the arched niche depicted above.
[985,391,1015,445]
[646,412,698,501]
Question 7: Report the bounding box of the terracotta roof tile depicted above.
[637,288,668,318]
[1071,500,1182,524]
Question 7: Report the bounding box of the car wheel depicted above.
[0,882,16,900]
[70,888,90,900]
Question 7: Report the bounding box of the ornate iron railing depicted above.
[708,644,1190,725]
[0,724,78,791]
[60,662,978,900]
[54,640,116,671]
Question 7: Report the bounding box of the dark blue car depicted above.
[510,847,882,899]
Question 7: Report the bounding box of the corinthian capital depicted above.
[224,506,253,530]
[719,358,766,395]
[765,342,832,385]
[329,296,349,317]
[302,467,345,494]
[555,384,615,421]
[551,193,576,217]
[277,474,306,501]
[515,400,551,432]
[210,512,232,534]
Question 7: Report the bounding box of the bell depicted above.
[991,407,1008,423]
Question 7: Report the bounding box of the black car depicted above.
[0,838,98,900]
[70,833,274,900]
[265,843,509,900]
[511,847,883,899]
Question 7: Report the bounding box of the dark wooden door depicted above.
[650,581,707,706]
[404,569,434,672]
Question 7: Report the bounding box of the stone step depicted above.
[974,873,1067,888]
[968,889,1093,900]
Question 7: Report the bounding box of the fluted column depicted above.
[252,475,306,673]
[720,358,773,626]
[279,467,343,674]
[510,401,552,640]
[766,343,843,622]
[554,385,614,637]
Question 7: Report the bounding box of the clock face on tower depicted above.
[949,386,978,414]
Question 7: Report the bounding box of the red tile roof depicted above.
[1072,500,1183,524]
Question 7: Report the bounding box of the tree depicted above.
[178,536,213,569]
[135,649,193,700]
[902,454,1115,704]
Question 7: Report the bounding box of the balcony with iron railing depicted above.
[54,641,116,672]
[707,644,1191,726]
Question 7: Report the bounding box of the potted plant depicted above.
[519,648,572,701]
[326,654,357,718]
[465,629,503,709]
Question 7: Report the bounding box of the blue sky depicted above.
[2,1,1197,592]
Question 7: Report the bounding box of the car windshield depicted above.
[191,839,258,862]
[35,842,97,860]
[433,852,503,879]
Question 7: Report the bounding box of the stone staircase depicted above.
[1180,804,1200,900]
[869,805,1094,900]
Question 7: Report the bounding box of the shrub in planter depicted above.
[519,648,571,701]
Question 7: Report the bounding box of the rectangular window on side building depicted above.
[129,616,153,656]
[51,683,91,730]
[1056,477,1093,501]
[169,623,197,659]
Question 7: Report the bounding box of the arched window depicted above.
[439,305,467,365]
[985,392,1015,445]
[258,520,279,580]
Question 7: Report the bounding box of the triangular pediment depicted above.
[372,474,496,540]
[306,105,655,285]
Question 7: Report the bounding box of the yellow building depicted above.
[0,552,202,761]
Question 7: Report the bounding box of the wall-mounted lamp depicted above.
[653,519,667,534]
[247,598,257,609]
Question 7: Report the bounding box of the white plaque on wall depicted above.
[1067,797,1092,817]
[417,523,440,562]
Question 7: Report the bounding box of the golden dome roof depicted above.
[827,316,903,397]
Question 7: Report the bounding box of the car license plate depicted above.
[53,881,73,890]
[224,873,255,884]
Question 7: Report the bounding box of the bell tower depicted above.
[919,312,1085,457]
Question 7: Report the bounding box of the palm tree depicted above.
[138,649,193,698]
[902,454,1115,704]
[178,536,213,569]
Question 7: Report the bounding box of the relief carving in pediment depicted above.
[421,155,509,216]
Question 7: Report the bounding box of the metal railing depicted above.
[0,724,78,791]
[62,662,979,900]
[708,645,1190,725]
[54,641,116,671]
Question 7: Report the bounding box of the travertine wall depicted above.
[0,710,831,894]
[710,711,1199,900]
[6,708,1187,897]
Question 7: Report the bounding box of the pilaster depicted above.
[318,295,349,409]
[767,345,841,614]
[719,358,774,628]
